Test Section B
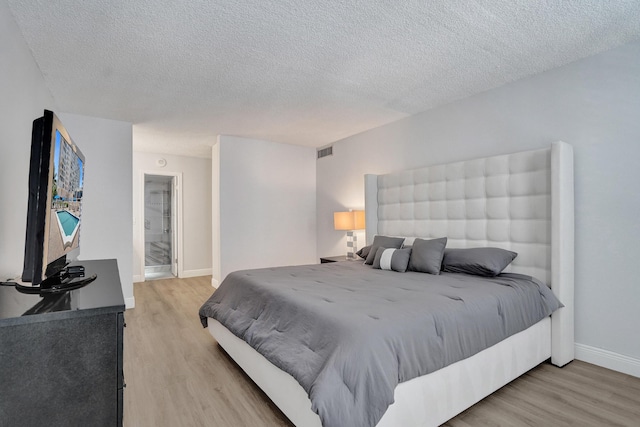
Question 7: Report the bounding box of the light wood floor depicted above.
[124,276,640,427]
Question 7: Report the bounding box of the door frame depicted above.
[138,171,184,281]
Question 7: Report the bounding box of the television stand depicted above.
[0,259,124,426]
[15,264,97,295]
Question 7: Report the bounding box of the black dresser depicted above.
[0,259,125,426]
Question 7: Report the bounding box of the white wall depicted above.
[132,151,212,280]
[317,40,640,376]
[0,0,56,280]
[59,113,134,308]
[213,136,317,283]
[211,141,221,282]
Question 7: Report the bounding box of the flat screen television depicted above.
[20,110,95,292]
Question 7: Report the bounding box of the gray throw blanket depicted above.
[199,262,562,427]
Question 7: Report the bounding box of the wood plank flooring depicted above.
[124,277,640,427]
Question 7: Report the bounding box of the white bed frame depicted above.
[207,142,574,427]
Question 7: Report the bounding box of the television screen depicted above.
[22,110,85,286]
[47,129,84,265]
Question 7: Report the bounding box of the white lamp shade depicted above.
[334,210,365,230]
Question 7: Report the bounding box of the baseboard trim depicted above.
[132,274,144,283]
[211,277,219,288]
[125,296,136,310]
[180,268,213,278]
[575,343,640,378]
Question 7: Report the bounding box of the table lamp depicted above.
[333,210,365,259]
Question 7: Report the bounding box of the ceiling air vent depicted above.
[317,146,333,159]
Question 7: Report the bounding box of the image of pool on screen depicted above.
[55,210,80,246]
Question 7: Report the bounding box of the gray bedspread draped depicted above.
[199,261,562,427]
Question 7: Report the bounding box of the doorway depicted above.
[144,174,177,280]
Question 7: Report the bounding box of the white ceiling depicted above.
[7,0,640,158]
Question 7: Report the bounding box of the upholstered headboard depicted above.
[364,141,574,366]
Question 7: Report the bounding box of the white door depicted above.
[170,176,178,277]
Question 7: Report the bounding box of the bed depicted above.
[200,141,574,427]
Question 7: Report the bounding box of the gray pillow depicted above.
[408,237,447,274]
[372,247,412,272]
[364,235,405,265]
[442,247,518,277]
[356,245,372,260]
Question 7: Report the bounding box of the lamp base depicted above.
[346,231,358,260]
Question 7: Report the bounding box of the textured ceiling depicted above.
[7,0,640,157]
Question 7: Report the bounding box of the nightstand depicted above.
[320,255,352,263]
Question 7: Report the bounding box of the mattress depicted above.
[199,261,561,427]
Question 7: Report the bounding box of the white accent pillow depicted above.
[372,247,412,272]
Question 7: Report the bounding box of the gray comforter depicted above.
[199,261,562,427]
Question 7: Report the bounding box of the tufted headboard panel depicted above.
[373,147,551,282]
